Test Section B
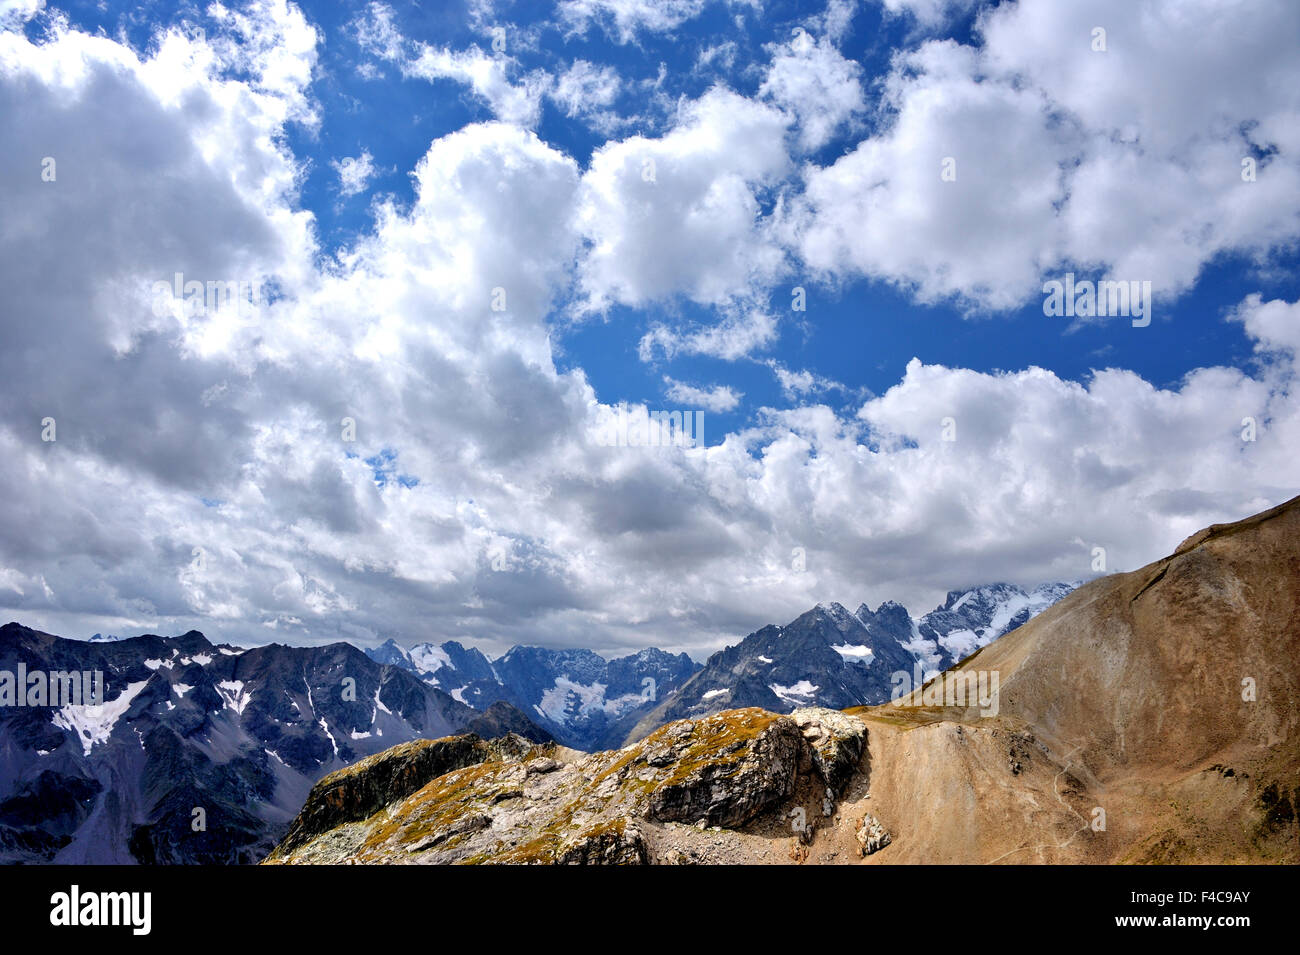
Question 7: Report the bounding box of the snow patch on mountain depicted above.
[898,619,945,672]
[51,680,148,755]
[409,644,451,675]
[770,681,819,707]
[319,718,339,758]
[938,628,981,660]
[216,680,252,715]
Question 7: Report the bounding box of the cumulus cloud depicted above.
[664,377,743,412]
[0,0,42,28]
[574,87,792,311]
[785,0,1300,311]
[332,149,375,197]
[1230,294,1300,355]
[760,28,865,152]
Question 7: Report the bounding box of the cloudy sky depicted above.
[1,0,1297,659]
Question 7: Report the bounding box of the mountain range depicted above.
[0,579,1072,863]
[627,582,1074,739]
[362,581,1073,750]
[0,628,546,864]
[362,639,699,751]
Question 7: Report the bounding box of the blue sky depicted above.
[1,0,1297,656]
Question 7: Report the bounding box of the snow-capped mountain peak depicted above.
[625,580,1077,741]
[363,640,700,751]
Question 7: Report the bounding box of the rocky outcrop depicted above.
[464,702,554,744]
[556,821,648,865]
[264,707,868,864]
[856,814,891,856]
[268,733,533,859]
[790,707,867,792]
[641,713,802,827]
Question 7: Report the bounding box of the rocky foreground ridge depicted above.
[264,707,870,864]
[265,495,1300,864]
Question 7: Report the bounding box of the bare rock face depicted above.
[856,814,891,856]
[643,712,803,827]
[858,494,1300,864]
[556,821,647,865]
[790,707,867,793]
[267,733,532,860]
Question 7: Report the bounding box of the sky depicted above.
[0,0,1297,659]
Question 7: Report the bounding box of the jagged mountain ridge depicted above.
[364,639,700,751]
[626,581,1075,743]
[0,624,547,864]
[361,580,1074,751]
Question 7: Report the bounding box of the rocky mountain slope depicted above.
[626,582,1073,743]
[0,626,545,864]
[265,495,1300,864]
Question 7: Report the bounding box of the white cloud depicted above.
[575,87,792,311]
[760,28,865,151]
[405,44,550,128]
[332,149,375,197]
[813,0,860,43]
[765,361,852,400]
[785,0,1300,312]
[353,0,404,62]
[639,308,778,361]
[549,59,624,133]
[880,0,979,29]
[1230,294,1300,355]
[354,3,549,127]
[558,0,763,43]
[664,377,743,412]
[0,0,41,28]
[786,39,1071,310]
[695,40,738,73]
[207,0,321,126]
[558,0,707,43]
